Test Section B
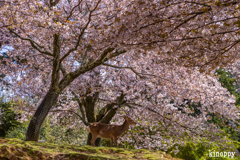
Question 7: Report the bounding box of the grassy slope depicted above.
[0,138,181,160]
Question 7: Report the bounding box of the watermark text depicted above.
[209,150,235,158]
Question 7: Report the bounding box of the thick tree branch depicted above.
[60,64,67,77]
[50,34,61,90]
[97,93,125,122]
[99,107,118,123]
[59,47,126,91]
[93,92,99,104]
[50,0,61,7]
[96,103,116,122]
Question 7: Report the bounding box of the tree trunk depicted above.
[87,133,101,146]
[86,107,118,146]
[25,91,59,141]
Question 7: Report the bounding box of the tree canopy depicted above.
[0,0,240,148]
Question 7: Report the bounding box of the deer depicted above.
[87,115,137,147]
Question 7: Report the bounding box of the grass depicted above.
[0,138,181,160]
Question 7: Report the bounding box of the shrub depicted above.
[167,139,237,160]
[7,116,88,145]
[0,99,21,137]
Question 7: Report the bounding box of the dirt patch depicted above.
[100,148,111,154]
[0,139,8,144]
[0,145,49,160]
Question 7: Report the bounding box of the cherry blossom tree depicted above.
[1,0,240,142]
[46,51,237,148]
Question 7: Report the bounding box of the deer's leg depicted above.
[110,138,113,147]
[90,134,97,146]
[113,137,118,147]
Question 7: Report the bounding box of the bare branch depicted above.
[9,29,53,56]
[132,2,211,34]
[60,0,102,62]
[71,91,88,125]
[169,14,198,34]
[103,63,173,83]
[103,63,146,78]
[50,109,88,126]
[200,39,240,68]
[66,0,83,20]
[127,103,200,135]
[0,24,12,28]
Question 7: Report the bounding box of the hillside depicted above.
[0,138,181,160]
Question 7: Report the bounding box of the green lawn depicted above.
[0,138,181,160]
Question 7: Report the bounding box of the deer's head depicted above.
[123,115,137,125]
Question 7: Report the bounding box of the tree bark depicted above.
[87,133,102,146]
[24,36,126,142]
[26,34,61,141]
[86,93,124,146]
[25,91,59,141]
[84,94,101,146]
[86,107,118,146]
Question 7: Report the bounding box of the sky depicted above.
[0,45,14,99]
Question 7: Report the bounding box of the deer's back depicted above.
[89,122,122,138]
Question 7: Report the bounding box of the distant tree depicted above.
[216,68,240,106]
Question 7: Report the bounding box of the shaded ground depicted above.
[0,138,181,160]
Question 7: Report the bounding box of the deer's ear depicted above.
[123,115,127,119]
